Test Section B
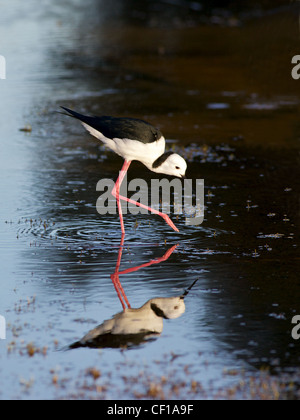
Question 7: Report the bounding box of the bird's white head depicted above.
[152,152,187,178]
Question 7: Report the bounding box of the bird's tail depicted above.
[59,106,114,149]
[59,106,86,121]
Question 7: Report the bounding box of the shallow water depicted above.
[0,0,299,400]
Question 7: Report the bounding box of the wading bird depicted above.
[61,107,187,235]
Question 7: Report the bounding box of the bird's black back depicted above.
[61,107,163,144]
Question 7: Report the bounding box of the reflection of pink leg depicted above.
[120,244,179,275]
[111,273,129,310]
[112,160,179,235]
[110,235,131,310]
[110,237,179,310]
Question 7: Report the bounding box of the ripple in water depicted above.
[16,213,233,262]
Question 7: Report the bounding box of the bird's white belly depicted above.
[114,136,165,165]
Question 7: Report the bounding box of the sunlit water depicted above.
[0,0,299,399]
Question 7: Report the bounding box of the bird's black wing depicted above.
[61,107,162,144]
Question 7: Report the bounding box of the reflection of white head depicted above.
[149,297,186,319]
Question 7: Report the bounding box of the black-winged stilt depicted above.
[61,107,187,235]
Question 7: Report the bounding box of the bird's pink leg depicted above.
[112,160,179,233]
[112,160,132,235]
[120,193,179,233]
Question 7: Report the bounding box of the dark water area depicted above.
[0,0,299,400]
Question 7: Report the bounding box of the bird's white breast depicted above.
[115,136,166,167]
[82,122,165,168]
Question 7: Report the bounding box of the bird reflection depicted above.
[70,238,198,349]
[70,295,186,349]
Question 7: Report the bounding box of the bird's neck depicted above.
[148,151,173,174]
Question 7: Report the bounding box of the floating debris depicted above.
[19,125,32,133]
[257,233,284,239]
